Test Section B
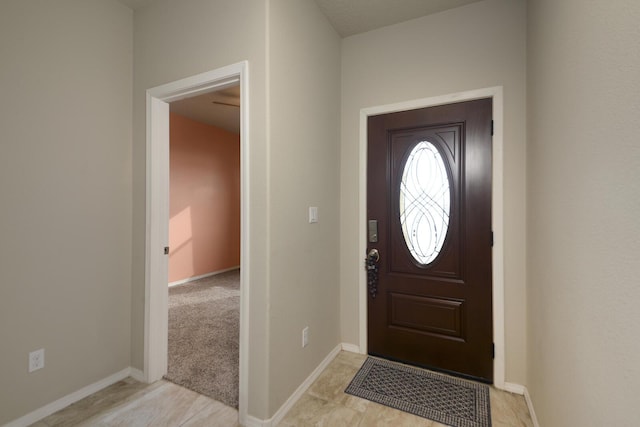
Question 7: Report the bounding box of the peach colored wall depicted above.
[169,112,240,283]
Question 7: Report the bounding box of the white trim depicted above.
[144,61,250,425]
[129,367,145,382]
[144,94,170,384]
[249,344,342,427]
[358,87,506,386]
[243,415,267,427]
[168,266,240,287]
[341,342,361,353]
[524,386,540,427]
[269,345,342,426]
[498,382,540,427]
[502,382,525,395]
[2,368,133,427]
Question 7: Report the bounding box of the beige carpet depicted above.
[165,269,239,408]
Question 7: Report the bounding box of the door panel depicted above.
[389,124,462,279]
[367,98,493,382]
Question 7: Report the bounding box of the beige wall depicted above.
[134,0,341,418]
[339,0,528,384]
[527,1,640,424]
[267,0,341,415]
[0,0,133,424]
[15,0,640,425]
[169,113,240,283]
[132,0,270,417]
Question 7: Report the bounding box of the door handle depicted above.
[365,249,380,298]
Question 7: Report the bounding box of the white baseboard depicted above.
[129,367,146,382]
[3,367,136,427]
[4,359,539,427]
[243,415,266,427]
[523,386,540,427]
[340,342,361,353]
[269,344,342,426]
[498,382,539,427]
[502,381,526,395]
[247,344,342,427]
[168,266,240,287]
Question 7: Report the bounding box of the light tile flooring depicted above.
[31,351,533,427]
[30,379,239,427]
[279,352,533,427]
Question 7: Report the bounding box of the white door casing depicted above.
[357,87,507,389]
[144,61,250,423]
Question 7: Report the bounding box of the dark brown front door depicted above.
[367,98,493,382]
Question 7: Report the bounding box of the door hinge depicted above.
[491,120,494,136]
[490,231,494,247]
[492,343,495,359]
[164,246,170,255]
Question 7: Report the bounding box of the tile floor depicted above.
[30,379,239,427]
[279,351,533,427]
[31,351,533,427]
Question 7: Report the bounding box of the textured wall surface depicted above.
[132,0,270,417]
[169,113,240,283]
[267,0,342,416]
[527,0,640,424]
[134,0,340,419]
[340,0,528,384]
[0,0,133,423]
[13,1,639,424]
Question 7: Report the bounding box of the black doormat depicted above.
[345,357,491,427]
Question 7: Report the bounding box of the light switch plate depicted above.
[309,207,318,223]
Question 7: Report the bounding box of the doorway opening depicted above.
[165,85,241,407]
[144,62,250,423]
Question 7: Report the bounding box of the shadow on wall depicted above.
[169,113,240,283]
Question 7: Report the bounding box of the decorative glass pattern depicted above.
[399,141,451,265]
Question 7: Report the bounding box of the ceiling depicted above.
[121,0,483,130]
[170,85,240,134]
[118,0,484,37]
[314,0,483,37]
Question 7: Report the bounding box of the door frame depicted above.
[358,86,506,388]
[144,61,250,421]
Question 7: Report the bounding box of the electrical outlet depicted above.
[302,327,309,348]
[29,348,45,373]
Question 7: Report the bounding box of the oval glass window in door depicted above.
[399,141,451,265]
